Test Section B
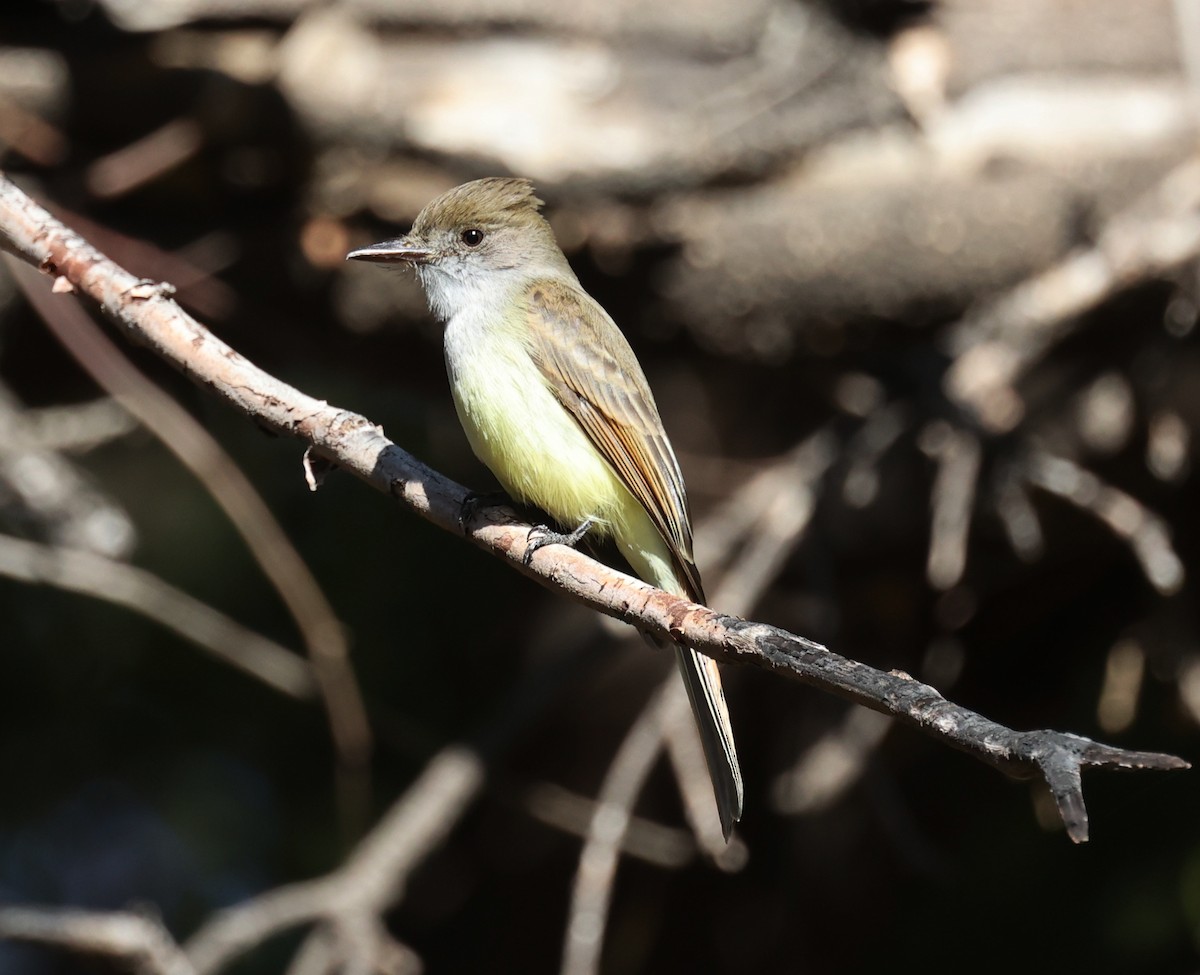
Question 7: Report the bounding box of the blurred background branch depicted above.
[0,1,1197,973]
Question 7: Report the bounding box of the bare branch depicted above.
[86,117,205,200]
[0,380,136,558]
[0,394,136,453]
[0,91,66,167]
[0,171,1186,847]
[561,684,676,975]
[772,706,894,815]
[185,747,483,973]
[53,204,239,322]
[559,430,832,971]
[0,908,195,975]
[992,464,1045,562]
[5,250,372,779]
[1025,450,1185,596]
[944,155,1200,432]
[840,402,909,509]
[525,782,697,868]
[0,531,315,698]
[919,421,981,591]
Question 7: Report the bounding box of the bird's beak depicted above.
[345,237,433,265]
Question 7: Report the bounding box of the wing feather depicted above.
[522,279,742,836]
[522,280,703,600]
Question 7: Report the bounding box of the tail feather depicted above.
[616,529,743,839]
[674,645,743,839]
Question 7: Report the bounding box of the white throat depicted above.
[417,257,579,325]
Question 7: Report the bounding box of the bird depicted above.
[347,177,742,838]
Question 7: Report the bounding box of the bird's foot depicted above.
[458,490,515,533]
[523,516,596,566]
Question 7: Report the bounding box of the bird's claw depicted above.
[458,490,513,534]
[522,516,596,566]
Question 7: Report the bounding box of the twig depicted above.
[86,117,205,199]
[697,430,837,614]
[840,402,908,508]
[772,706,893,815]
[671,429,836,851]
[0,908,195,975]
[944,154,1200,432]
[181,633,606,973]
[56,205,238,321]
[0,394,136,453]
[559,430,831,973]
[992,464,1045,562]
[5,251,372,784]
[0,531,314,698]
[919,421,981,590]
[1146,409,1190,482]
[561,683,676,975]
[0,380,136,558]
[184,746,483,974]
[0,92,67,166]
[1025,450,1185,596]
[0,171,1186,846]
[526,781,696,868]
[1176,0,1200,116]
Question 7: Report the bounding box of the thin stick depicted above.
[6,252,371,779]
[0,531,314,698]
[0,909,195,975]
[0,172,1186,845]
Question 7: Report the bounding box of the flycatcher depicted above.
[347,177,743,837]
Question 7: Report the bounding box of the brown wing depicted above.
[524,280,743,837]
[522,279,704,602]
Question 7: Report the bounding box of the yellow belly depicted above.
[444,316,678,591]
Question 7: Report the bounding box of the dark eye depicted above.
[461,228,485,247]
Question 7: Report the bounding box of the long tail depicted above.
[675,644,743,839]
[616,530,743,839]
